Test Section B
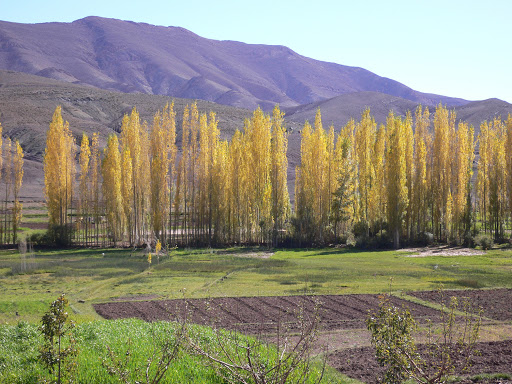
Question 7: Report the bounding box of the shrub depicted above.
[374,230,391,249]
[416,231,434,246]
[367,293,481,384]
[352,221,369,239]
[474,233,493,250]
[102,321,186,384]
[188,299,326,384]
[339,232,355,247]
[39,294,78,384]
[29,224,74,248]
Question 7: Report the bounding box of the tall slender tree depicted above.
[385,112,409,248]
[78,134,91,245]
[270,105,290,246]
[12,140,24,244]
[102,135,124,245]
[44,106,75,227]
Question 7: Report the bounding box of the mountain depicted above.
[285,91,512,135]
[284,91,419,127]
[0,16,468,111]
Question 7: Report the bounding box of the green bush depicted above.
[474,233,493,250]
[352,221,369,239]
[29,224,74,248]
[367,294,481,384]
[416,231,434,246]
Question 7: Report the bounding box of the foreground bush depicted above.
[367,293,482,384]
[474,234,493,250]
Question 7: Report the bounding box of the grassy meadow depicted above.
[1,318,345,384]
[1,245,512,324]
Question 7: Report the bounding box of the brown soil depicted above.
[410,289,512,321]
[94,294,441,333]
[329,340,512,384]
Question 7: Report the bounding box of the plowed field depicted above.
[410,288,512,321]
[94,294,441,333]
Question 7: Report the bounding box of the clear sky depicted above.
[2,0,511,103]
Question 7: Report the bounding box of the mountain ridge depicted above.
[285,91,512,133]
[0,16,468,110]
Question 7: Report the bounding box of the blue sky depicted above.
[2,0,511,103]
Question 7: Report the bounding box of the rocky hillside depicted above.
[0,17,468,110]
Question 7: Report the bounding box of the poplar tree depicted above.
[294,110,330,243]
[270,105,290,246]
[44,106,75,227]
[453,121,475,242]
[432,105,454,240]
[505,115,512,228]
[120,108,150,245]
[89,133,101,245]
[3,138,11,243]
[121,147,134,245]
[294,121,314,244]
[150,109,170,241]
[0,123,3,243]
[332,122,357,239]
[404,112,415,239]
[227,130,245,243]
[198,113,210,243]
[12,140,24,244]
[488,118,506,240]
[102,135,124,245]
[162,103,177,245]
[177,105,191,244]
[385,112,409,248]
[245,107,272,243]
[355,108,376,235]
[78,134,91,245]
[371,123,387,233]
[412,106,430,237]
[477,120,491,234]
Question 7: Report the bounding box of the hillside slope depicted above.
[285,91,512,135]
[0,16,467,110]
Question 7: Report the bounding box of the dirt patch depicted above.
[400,245,486,257]
[94,294,442,333]
[329,340,512,383]
[410,289,512,321]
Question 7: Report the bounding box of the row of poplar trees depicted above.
[295,106,477,248]
[43,103,512,248]
[0,122,25,245]
[44,104,289,247]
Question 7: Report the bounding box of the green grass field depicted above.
[0,318,346,384]
[1,246,511,323]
